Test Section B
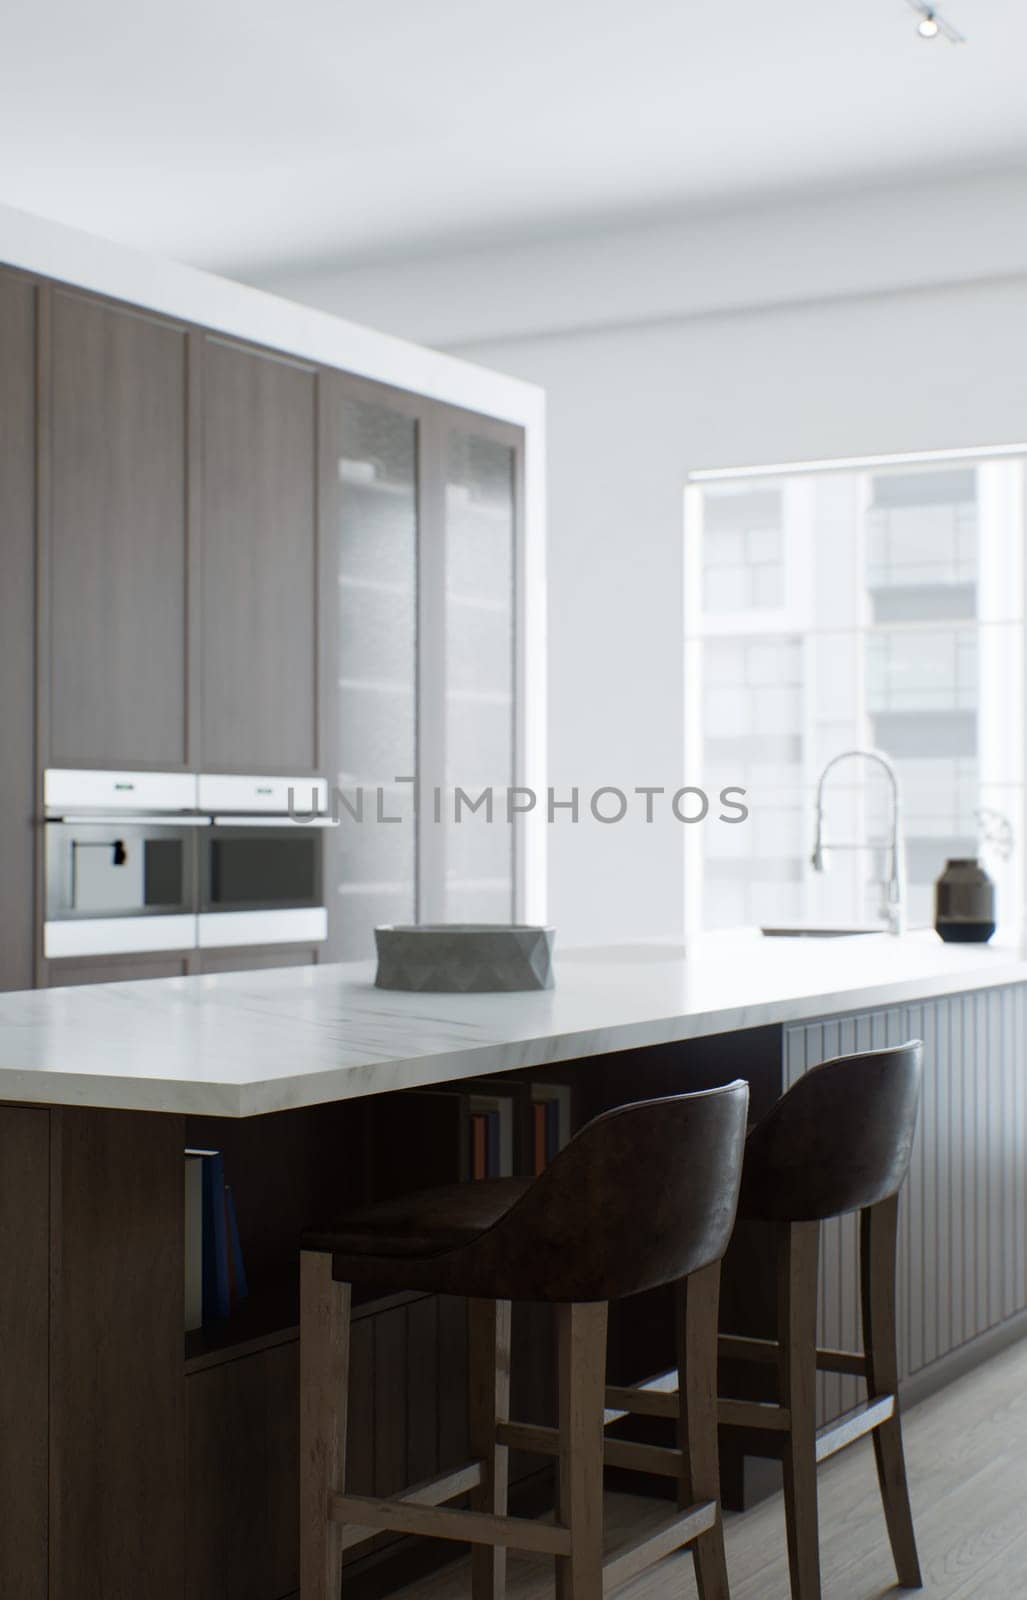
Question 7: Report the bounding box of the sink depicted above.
[760,926,881,939]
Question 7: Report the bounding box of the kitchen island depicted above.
[2,930,1026,1599]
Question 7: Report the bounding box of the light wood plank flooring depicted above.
[394,1336,1027,1598]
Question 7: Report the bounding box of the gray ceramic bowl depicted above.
[374,923,556,992]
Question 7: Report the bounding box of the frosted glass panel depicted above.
[443,432,515,922]
[334,397,417,958]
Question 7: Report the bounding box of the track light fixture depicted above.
[905,1,965,43]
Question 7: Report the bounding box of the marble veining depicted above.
[1,929,1025,1117]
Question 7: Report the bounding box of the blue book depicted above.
[485,1110,501,1178]
[225,1184,248,1305]
[190,1148,230,1322]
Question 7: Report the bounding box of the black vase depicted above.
[934,858,996,943]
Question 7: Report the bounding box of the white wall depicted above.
[256,180,1027,946]
[457,276,1027,946]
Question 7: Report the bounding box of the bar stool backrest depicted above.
[740,1041,923,1223]
[466,1079,749,1303]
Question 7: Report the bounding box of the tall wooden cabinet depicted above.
[44,290,191,769]
[2,270,529,989]
[0,269,37,992]
[200,339,319,774]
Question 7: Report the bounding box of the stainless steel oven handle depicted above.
[209,812,337,825]
[46,814,213,826]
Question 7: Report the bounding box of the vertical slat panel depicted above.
[941,992,958,1353]
[406,1295,440,1487]
[982,990,1000,1331]
[347,1318,376,1495]
[901,1003,924,1380]
[960,991,974,1339]
[374,1304,408,1496]
[999,985,1013,1325]
[437,1293,469,1469]
[0,1106,49,1600]
[920,996,939,1371]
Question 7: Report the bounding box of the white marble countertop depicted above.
[2,928,1026,1118]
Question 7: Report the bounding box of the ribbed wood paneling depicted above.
[784,983,1027,1426]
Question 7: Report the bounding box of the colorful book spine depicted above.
[533,1102,547,1176]
[199,1150,230,1322]
[184,1153,204,1333]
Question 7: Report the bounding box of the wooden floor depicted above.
[394,1335,1027,1598]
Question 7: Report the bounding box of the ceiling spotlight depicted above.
[905,0,965,42]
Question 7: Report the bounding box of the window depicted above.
[684,452,1026,933]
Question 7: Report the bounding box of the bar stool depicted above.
[299,1079,749,1599]
[606,1041,924,1600]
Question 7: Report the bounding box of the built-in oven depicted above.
[196,774,330,950]
[43,769,204,958]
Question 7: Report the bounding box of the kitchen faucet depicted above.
[811,748,907,935]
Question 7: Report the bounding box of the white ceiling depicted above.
[1,0,1024,278]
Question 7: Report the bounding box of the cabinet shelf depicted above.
[184,1276,429,1375]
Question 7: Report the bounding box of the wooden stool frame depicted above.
[300,1254,732,1599]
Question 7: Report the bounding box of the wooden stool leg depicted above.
[468,1298,512,1600]
[300,1251,351,1600]
[555,1301,608,1600]
[778,1220,822,1600]
[861,1198,923,1589]
[676,1261,730,1600]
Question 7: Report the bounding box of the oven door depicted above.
[44,820,199,957]
[198,822,327,948]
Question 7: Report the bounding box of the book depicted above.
[531,1084,573,1169]
[471,1113,488,1180]
[467,1093,515,1178]
[225,1184,248,1307]
[532,1102,547,1176]
[187,1148,230,1323]
[184,1153,204,1333]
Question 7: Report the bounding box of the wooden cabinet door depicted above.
[200,339,318,774]
[45,954,191,987]
[197,947,318,976]
[47,289,190,768]
[0,270,37,991]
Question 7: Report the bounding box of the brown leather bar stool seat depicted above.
[606,1042,925,1600]
[299,1080,749,1599]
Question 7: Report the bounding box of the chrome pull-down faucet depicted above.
[811,748,907,935]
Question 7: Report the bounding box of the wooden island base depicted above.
[3,983,1026,1600]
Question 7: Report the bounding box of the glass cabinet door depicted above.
[330,389,418,958]
[435,427,517,923]
[325,384,522,958]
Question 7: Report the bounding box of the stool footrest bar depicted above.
[604,1368,679,1422]
[496,1420,684,1480]
[720,1334,868,1378]
[329,1492,572,1555]
[338,1460,484,1553]
[602,1501,718,1593]
[719,1398,791,1431]
[815,1394,895,1463]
